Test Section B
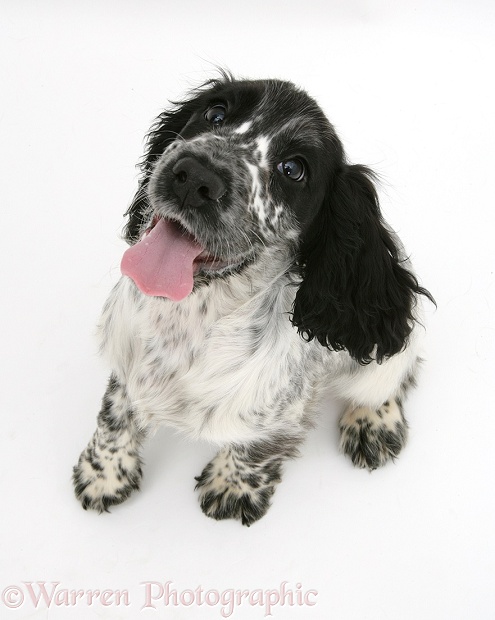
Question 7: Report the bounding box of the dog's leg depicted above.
[195,434,302,526]
[73,374,144,512]
[339,358,421,471]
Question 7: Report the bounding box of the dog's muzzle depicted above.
[172,156,227,208]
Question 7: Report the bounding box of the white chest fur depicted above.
[98,264,327,445]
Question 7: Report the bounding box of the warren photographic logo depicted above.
[2,580,318,617]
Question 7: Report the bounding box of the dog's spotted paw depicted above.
[339,399,408,470]
[195,448,279,526]
[72,432,142,513]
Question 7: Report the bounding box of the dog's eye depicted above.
[205,104,227,125]
[276,159,305,182]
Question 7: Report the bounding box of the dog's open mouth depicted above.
[120,216,236,301]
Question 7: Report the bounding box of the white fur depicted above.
[99,246,423,446]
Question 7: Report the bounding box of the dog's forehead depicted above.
[209,79,329,141]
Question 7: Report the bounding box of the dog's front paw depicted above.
[339,399,408,470]
[72,434,142,513]
[195,449,278,526]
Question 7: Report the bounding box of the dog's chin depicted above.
[193,250,240,276]
[192,242,257,285]
[193,255,255,289]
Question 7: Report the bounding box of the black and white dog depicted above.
[73,74,433,525]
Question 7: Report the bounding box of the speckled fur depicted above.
[73,376,144,512]
[195,435,302,526]
[73,75,432,525]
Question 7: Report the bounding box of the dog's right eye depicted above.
[205,105,227,125]
[276,158,306,182]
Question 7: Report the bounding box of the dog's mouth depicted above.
[121,216,245,301]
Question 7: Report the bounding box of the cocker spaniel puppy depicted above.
[73,73,433,525]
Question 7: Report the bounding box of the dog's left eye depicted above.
[205,104,227,125]
[276,159,306,182]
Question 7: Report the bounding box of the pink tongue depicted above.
[121,218,204,301]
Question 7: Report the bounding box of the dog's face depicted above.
[122,75,432,363]
[125,79,343,288]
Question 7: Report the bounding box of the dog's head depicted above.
[123,75,338,274]
[123,73,433,364]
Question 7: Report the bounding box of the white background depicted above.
[1,1,494,618]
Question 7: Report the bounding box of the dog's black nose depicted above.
[172,157,226,207]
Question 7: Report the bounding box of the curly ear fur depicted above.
[292,164,434,364]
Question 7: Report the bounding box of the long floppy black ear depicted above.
[292,164,434,364]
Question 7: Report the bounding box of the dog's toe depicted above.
[339,400,408,470]
[194,455,276,526]
[72,443,142,512]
